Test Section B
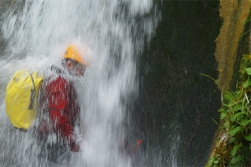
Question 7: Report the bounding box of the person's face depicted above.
[66,60,86,77]
[74,63,86,76]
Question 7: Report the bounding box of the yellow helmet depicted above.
[64,44,88,66]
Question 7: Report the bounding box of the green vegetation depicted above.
[206,54,251,167]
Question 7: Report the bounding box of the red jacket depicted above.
[39,75,80,152]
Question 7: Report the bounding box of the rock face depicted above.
[215,0,251,91]
[138,1,222,166]
[139,0,250,166]
[206,0,251,166]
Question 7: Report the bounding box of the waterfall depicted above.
[0,0,159,166]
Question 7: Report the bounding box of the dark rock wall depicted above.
[138,1,222,166]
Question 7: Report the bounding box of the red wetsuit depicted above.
[39,74,80,152]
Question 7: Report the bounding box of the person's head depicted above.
[63,44,88,77]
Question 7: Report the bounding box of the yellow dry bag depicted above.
[5,70,43,130]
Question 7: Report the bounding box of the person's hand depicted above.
[69,134,81,152]
[70,141,80,152]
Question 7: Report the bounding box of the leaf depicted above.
[233,104,242,111]
[240,119,250,126]
[229,126,241,136]
[199,73,216,82]
[231,111,247,122]
[244,134,251,141]
[211,118,219,125]
[220,112,226,119]
[218,108,225,113]
[224,121,229,128]
[245,68,251,75]
[229,137,235,143]
[243,79,251,88]
[234,90,241,95]
[231,143,242,156]
[223,91,234,102]
[214,159,219,164]
[230,155,243,164]
[230,116,235,122]
[207,157,214,166]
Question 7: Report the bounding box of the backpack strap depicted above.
[28,73,36,110]
[50,65,63,74]
[14,127,28,132]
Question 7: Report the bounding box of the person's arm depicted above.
[47,77,80,152]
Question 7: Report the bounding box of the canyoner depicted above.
[5,44,88,165]
[5,70,43,130]
[0,0,158,166]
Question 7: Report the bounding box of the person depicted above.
[36,44,88,164]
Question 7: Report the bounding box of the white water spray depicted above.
[0,0,159,166]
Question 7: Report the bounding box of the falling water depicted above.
[0,0,159,166]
